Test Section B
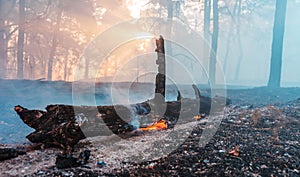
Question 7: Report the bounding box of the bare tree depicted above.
[46,0,97,81]
[267,0,287,87]
[166,0,174,80]
[233,0,243,81]
[223,0,239,74]
[17,0,25,79]
[47,5,62,81]
[203,0,211,42]
[0,0,17,79]
[209,0,219,85]
[0,1,6,78]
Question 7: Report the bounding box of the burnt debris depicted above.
[14,105,86,154]
[13,103,155,153]
[0,148,26,161]
[55,149,91,169]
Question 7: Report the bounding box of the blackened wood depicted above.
[55,149,90,169]
[14,105,85,154]
[14,103,152,153]
[14,95,227,153]
[0,148,26,161]
[155,36,166,98]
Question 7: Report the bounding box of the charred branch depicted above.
[0,148,26,161]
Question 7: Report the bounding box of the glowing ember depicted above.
[193,115,201,119]
[193,114,206,120]
[140,120,167,131]
[228,146,239,157]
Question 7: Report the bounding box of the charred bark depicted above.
[155,36,166,98]
[14,105,86,154]
[14,92,230,154]
[0,148,26,161]
[14,99,182,151]
[14,103,153,153]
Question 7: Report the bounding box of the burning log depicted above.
[13,97,182,150]
[96,105,142,138]
[14,89,228,153]
[13,102,155,153]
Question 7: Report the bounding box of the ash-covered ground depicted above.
[0,80,300,176]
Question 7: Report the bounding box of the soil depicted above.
[1,85,300,177]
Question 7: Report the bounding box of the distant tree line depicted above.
[0,0,290,87]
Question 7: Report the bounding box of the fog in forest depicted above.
[0,0,299,87]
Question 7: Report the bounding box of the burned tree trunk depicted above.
[14,103,154,153]
[155,36,166,98]
[14,100,182,152]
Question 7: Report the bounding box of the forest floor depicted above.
[0,80,300,177]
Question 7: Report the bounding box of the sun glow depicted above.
[125,0,149,18]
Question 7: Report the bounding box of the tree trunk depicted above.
[84,57,89,80]
[223,0,239,74]
[166,0,173,82]
[17,0,25,79]
[234,0,243,81]
[64,55,68,81]
[203,0,211,42]
[209,0,219,85]
[155,36,166,98]
[203,0,211,83]
[0,1,5,79]
[0,17,6,79]
[267,0,287,88]
[47,8,63,81]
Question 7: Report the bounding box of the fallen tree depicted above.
[14,89,228,154]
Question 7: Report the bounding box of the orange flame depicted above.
[140,120,167,131]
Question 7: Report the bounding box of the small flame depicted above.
[140,120,167,131]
